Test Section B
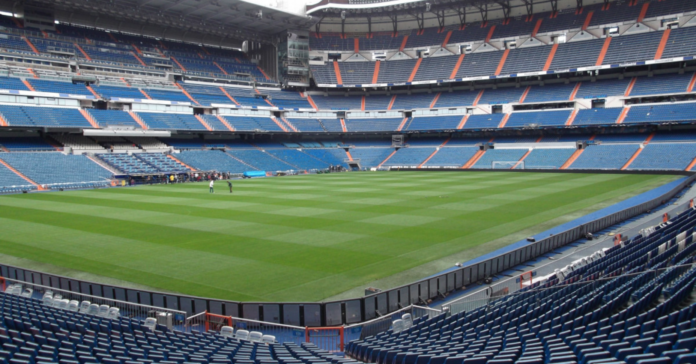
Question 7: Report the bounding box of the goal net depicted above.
[520,271,534,288]
[492,161,525,169]
[185,311,233,333]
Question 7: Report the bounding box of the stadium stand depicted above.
[347,205,696,364]
[567,144,640,170]
[0,152,111,186]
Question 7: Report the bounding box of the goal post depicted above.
[492,161,525,169]
[185,311,233,333]
[205,312,233,332]
[520,271,534,289]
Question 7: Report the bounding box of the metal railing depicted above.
[1,277,187,324]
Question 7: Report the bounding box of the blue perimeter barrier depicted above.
[243,171,267,178]
[429,176,690,278]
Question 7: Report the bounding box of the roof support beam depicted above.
[523,0,534,18]
[477,4,488,24]
[497,1,511,22]
[411,12,425,31]
[434,10,446,30]
[388,14,398,36]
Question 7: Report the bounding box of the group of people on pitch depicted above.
[209,180,233,194]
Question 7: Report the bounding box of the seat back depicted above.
[78,301,91,313]
[56,299,69,310]
[402,314,413,329]
[42,293,53,307]
[143,318,157,332]
[236,330,250,340]
[220,326,234,338]
[98,305,110,317]
[19,288,32,298]
[106,307,120,319]
[392,319,405,334]
[249,331,263,342]
[261,335,276,344]
[68,300,79,312]
[87,304,99,315]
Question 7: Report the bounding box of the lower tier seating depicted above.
[348,206,696,364]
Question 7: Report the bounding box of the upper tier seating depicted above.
[310,95,362,111]
[478,87,525,105]
[624,103,696,124]
[434,90,481,108]
[391,93,434,110]
[406,115,463,131]
[462,114,505,129]
[0,77,30,91]
[286,119,326,132]
[572,108,623,126]
[220,116,285,132]
[200,115,231,131]
[345,118,403,132]
[378,59,418,84]
[500,46,551,75]
[549,38,605,71]
[88,109,141,128]
[601,31,664,66]
[0,106,92,128]
[92,85,149,100]
[524,83,578,103]
[505,110,572,128]
[309,0,696,52]
[137,112,207,131]
[629,73,694,97]
[26,79,93,96]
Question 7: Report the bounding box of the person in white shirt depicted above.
[209,180,214,193]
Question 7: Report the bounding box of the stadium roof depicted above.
[10,0,317,44]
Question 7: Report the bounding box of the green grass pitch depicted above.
[0,171,679,303]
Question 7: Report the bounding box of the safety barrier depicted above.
[0,173,692,327]
[1,277,187,324]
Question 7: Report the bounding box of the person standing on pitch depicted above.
[209,180,214,193]
[227,180,233,193]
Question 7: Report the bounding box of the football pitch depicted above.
[0,171,680,303]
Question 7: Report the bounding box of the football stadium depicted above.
[1,0,696,362]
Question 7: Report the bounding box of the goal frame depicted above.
[520,271,533,289]
[492,161,525,170]
[205,312,233,332]
[185,311,233,332]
